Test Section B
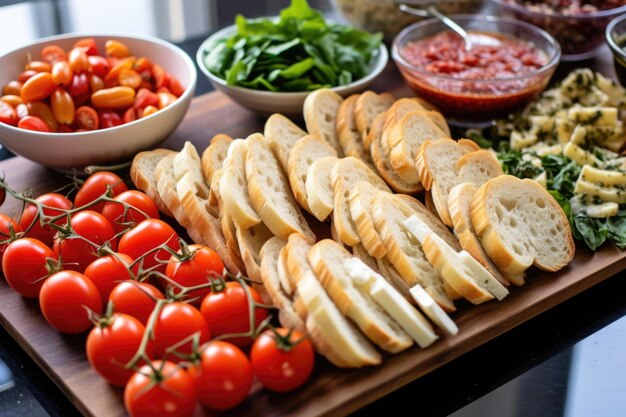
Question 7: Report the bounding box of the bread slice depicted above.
[448,182,512,286]
[370,112,422,194]
[245,133,315,241]
[220,211,244,272]
[236,222,274,302]
[415,138,480,226]
[259,237,307,333]
[208,168,223,217]
[297,270,382,367]
[376,256,414,302]
[337,94,377,171]
[154,154,203,244]
[456,149,504,185]
[409,284,458,337]
[308,240,413,353]
[331,157,391,246]
[276,246,294,296]
[131,149,176,218]
[201,133,233,184]
[344,257,438,348]
[173,141,207,186]
[284,233,315,287]
[426,110,451,137]
[303,89,344,155]
[287,135,338,214]
[220,139,262,228]
[424,190,437,215]
[264,113,307,173]
[388,111,449,184]
[352,242,381,273]
[382,98,427,138]
[348,182,388,259]
[470,176,575,275]
[355,91,394,142]
[370,192,455,312]
[304,156,340,221]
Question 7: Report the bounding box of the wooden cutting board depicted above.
[1,59,625,417]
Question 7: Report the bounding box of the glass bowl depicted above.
[606,13,626,87]
[492,0,626,61]
[392,15,560,126]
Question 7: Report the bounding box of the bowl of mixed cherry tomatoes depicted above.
[0,33,196,172]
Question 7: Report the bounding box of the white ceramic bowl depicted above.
[0,33,197,173]
[196,24,388,117]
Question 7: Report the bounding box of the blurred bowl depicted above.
[492,0,626,61]
[0,33,196,173]
[196,24,388,117]
[606,13,626,86]
[392,15,560,126]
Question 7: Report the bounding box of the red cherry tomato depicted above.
[187,341,252,410]
[152,64,168,89]
[74,171,127,212]
[87,55,109,78]
[74,38,99,56]
[118,219,180,274]
[84,253,133,303]
[53,210,117,272]
[168,76,185,97]
[124,360,197,417]
[200,282,268,347]
[39,270,102,334]
[17,115,52,132]
[0,214,21,263]
[2,237,54,298]
[75,105,99,130]
[98,110,122,129]
[0,101,18,126]
[152,302,210,361]
[19,192,72,248]
[132,88,158,110]
[123,107,136,124]
[26,101,58,132]
[41,45,67,64]
[101,190,159,234]
[109,281,164,325]
[86,313,151,387]
[250,328,315,392]
[164,245,224,304]
[68,73,89,97]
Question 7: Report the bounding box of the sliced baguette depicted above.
[370,192,455,312]
[284,233,315,287]
[355,91,394,142]
[220,139,262,228]
[337,94,377,170]
[287,135,338,214]
[331,157,391,246]
[404,215,509,303]
[382,98,426,136]
[305,156,340,221]
[264,113,307,173]
[376,256,414,302]
[470,176,575,275]
[245,133,315,241]
[220,211,244,271]
[348,182,389,259]
[259,237,306,333]
[456,149,504,185]
[308,240,413,353]
[173,141,207,186]
[426,110,451,137]
[131,149,176,218]
[276,246,294,296]
[201,133,233,184]
[208,168,223,216]
[236,222,275,293]
[303,89,344,155]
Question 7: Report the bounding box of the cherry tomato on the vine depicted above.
[109,281,164,325]
[74,171,127,212]
[164,244,224,303]
[101,190,159,234]
[84,253,134,303]
[152,302,210,361]
[19,192,72,248]
[0,214,21,263]
[2,237,54,298]
[118,219,180,274]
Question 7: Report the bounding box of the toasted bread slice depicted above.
[331,157,391,246]
[131,149,176,218]
[370,192,454,312]
[426,110,451,137]
[382,98,426,134]
[456,149,504,184]
[308,240,413,353]
[416,138,480,225]
[388,111,449,184]
[264,113,307,173]
[305,156,340,221]
[201,133,233,184]
[236,222,274,302]
[245,133,315,241]
[303,89,343,155]
[448,182,512,286]
[355,91,394,142]
[287,135,338,214]
[259,237,306,333]
[348,182,389,259]
[337,94,377,170]
[284,233,315,287]
[173,141,207,185]
[220,139,262,228]
[471,176,575,275]
[276,246,294,296]
[404,215,509,304]
[352,242,381,273]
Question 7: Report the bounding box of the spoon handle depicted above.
[426,6,473,51]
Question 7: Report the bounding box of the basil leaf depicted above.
[265,38,301,56]
[574,215,607,250]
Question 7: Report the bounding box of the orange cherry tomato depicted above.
[0,95,23,107]
[123,107,136,124]
[157,92,177,109]
[26,60,52,73]
[88,74,104,93]
[51,61,73,86]
[74,37,99,56]
[18,70,38,83]
[17,115,51,132]
[105,40,130,58]
[133,57,153,73]
[3,80,23,96]
[75,106,99,130]
[41,45,67,64]
[168,75,185,97]
[69,47,89,73]
[21,72,56,103]
[0,101,18,126]
[26,101,58,131]
[91,87,135,109]
[87,55,109,78]
[50,88,75,125]
[141,105,158,118]
[104,59,133,88]
[118,68,142,90]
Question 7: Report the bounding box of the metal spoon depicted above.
[399,4,474,51]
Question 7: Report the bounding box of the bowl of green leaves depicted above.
[196,0,387,116]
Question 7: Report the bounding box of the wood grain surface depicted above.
[0,53,624,417]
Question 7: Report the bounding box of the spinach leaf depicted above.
[573,215,607,250]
